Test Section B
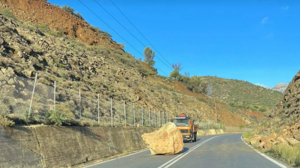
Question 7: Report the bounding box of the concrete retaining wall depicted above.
[0,126,155,168]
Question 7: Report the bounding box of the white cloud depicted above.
[255,83,271,89]
[261,17,269,24]
[281,6,289,11]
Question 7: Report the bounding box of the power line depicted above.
[93,0,173,71]
[77,0,169,76]
[109,0,173,67]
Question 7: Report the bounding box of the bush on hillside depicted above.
[0,114,15,127]
[60,5,84,20]
[46,110,69,126]
[170,70,180,80]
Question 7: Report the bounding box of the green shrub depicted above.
[22,110,34,124]
[0,115,15,127]
[243,131,254,139]
[259,106,267,112]
[239,124,245,129]
[138,67,156,77]
[47,110,68,126]
[197,97,206,102]
[61,5,74,14]
[170,70,180,79]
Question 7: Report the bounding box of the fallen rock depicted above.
[286,138,299,146]
[277,136,288,145]
[294,134,300,141]
[250,136,261,145]
[142,122,183,155]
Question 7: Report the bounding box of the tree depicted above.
[61,5,75,14]
[143,47,155,67]
[118,43,125,49]
[184,72,190,77]
[74,12,84,20]
[170,70,180,80]
[172,62,183,71]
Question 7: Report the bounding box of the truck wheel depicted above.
[194,132,197,142]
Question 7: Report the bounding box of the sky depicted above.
[48,0,300,88]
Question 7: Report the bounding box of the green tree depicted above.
[170,70,180,80]
[61,5,75,14]
[74,12,84,20]
[143,47,155,67]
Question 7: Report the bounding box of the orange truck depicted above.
[169,113,198,143]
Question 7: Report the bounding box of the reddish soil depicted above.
[244,110,265,118]
[1,0,122,50]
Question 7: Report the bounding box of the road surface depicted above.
[84,134,289,168]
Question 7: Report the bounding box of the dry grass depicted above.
[266,144,300,167]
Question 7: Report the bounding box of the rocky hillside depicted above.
[0,0,122,50]
[243,71,300,166]
[0,6,253,127]
[201,76,283,112]
[272,83,288,93]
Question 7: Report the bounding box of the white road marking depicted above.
[240,136,287,168]
[158,136,219,168]
[82,149,149,168]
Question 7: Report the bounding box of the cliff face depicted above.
[0,0,122,50]
[273,71,300,127]
[245,71,300,158]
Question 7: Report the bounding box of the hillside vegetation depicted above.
[201,76,283,112]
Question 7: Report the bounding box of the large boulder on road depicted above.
[142,122,183,155]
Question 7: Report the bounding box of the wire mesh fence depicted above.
[0,72,253,130]
[0,72,171,127]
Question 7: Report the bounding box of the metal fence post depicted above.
[154,110,156,127]
[142,107,144,126]
[111,97,113,127]
[124,101,126,127]
[133,103,135,127]
[149,109,150,127]
[97,94,100,124]
[79,89,81,121]
[53,81,56,111]
[159,111,161,127]
[28,72,38,116]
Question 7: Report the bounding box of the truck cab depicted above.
[169,113,198,143]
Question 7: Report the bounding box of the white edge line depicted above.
[159,136,219,168]
[240,136,287,168]
[82,149,149,168]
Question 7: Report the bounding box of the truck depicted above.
[169,113,198,143]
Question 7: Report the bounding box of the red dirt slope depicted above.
[0,0,122,50]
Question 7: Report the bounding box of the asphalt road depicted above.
[84,134,289,168]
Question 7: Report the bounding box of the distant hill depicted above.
[201,76,284,112]
[272,83,288,93]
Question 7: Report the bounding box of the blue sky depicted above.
[48,0,300,88]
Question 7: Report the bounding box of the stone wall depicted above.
[0,126,155,168]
